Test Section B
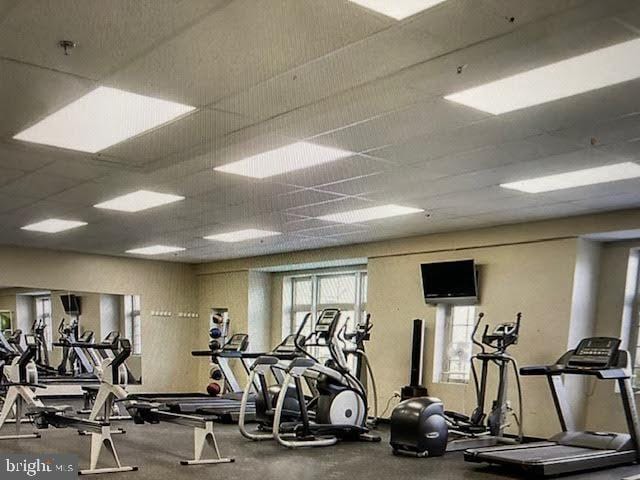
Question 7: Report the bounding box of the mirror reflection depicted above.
[0,288,142,385]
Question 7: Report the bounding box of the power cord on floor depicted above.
[380,391,401,418]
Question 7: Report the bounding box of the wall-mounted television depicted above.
[420,259,478,304]
[60,294,82,315]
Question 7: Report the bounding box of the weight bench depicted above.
[122,399,234,466]
[27,405,137,475]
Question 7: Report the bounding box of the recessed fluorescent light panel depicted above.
[348,0,447,20]
[21,219,88,233]
[126,245,185,255]
[204,229,281,243]
[445,38,640,114]
[500,162,640,193]
[318,204,424,223]
[214,142,354,179]
[94,190,185,213]
[13,86,195,153]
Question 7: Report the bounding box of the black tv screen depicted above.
[60,294,81,315]
[421,259,478,303]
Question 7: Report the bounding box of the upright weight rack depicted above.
[206,308,230,396]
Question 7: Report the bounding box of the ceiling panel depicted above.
[597,138,640,158]
[404,5,638,100]
[411,135,583,177]
[273,154,391,189]
[371,116,544,167]
[570,191,640,210]
[0,193,35,214]
[0,167,25,185]
[107,0,390,107]
[292,223,368,238]
[6,199,79,225]
[2,1,640,262]
[46,181,131,207]
[0,143,54,171]
[0,0,227,79]
[502,78,640,136]
[312,99,489,155]
[289,196,378,219]
[0,171,79,200]
[103,107,248,166]
[551,111,640,147]
[215,0,585,121]
[35,158,118,181]
[253,77,438,142]
[0,59,94,139]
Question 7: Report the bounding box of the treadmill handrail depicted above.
[192,349,299,360]
[520,364,630,379]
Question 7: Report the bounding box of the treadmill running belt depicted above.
[465,444,637,476]
[476,445,609,463]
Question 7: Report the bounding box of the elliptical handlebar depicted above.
[471,312,486,354]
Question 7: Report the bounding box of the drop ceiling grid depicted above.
[0,1,639,260]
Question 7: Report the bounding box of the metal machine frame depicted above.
[464,337,640,477]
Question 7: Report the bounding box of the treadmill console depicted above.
[222,333,249,352]
[566,337,620,369]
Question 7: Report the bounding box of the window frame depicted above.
[124,294,142,355]
[434,303,477,385]
[34,296,53,350]
[284,269,368,338]
[627,256,640,391]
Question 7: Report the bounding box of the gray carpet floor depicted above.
[1,412,638,479]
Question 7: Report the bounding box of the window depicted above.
[436,304,476,384]
[622,250,640,389]
[285,270,368,364]
[287,271,367,333]
[0,311,12,332]
[34,296,52,350]
[124,295,142,355]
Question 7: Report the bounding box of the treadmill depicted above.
[134,333,307,423]
[464,337,640,477]
[132,333,257,423]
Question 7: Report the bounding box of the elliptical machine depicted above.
[271,308,380,448]
[238,332,309,440]
[56,318,94,376]
[445,312,523,451]
[31,318,53,374]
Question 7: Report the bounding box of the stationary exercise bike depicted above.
[445,312,523,451]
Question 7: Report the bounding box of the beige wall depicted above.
[247,271,272,353]
[0,245,200,392]
[366,239,578,438]
[3,208,640,436]
[195,209,640,438]
[205,239,582,438]
[0,290,17,330]
[196,270,250,389]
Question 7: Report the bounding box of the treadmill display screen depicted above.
[585,338,613,348]
[569,337,620,369]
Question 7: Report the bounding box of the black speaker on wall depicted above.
[401,318,429,400]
